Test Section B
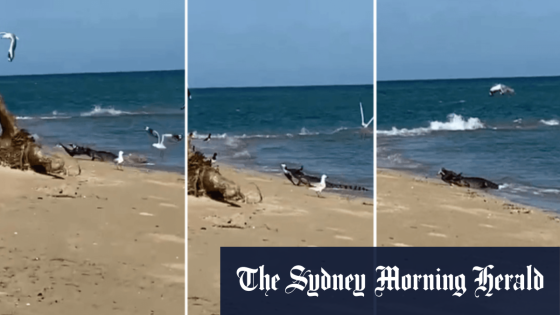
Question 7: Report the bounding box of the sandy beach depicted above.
[377,168,560,247]
[0,154,184,314]
[187,165,373,314]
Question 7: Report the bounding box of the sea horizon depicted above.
[0,69,184,79]
[378,73,560,83]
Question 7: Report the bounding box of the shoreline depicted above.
[377,168,560,246]
[188,163,373,314]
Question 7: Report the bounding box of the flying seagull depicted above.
[309,174,328,198]
[360,102,374,128]
[0,32,18,62]
[489,84,515,96]
[145,126,183,156]
[203,133,211,142]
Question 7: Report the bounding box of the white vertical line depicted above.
[373,0,378,248]
[184,0,189,313]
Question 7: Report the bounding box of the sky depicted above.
[188,0,374,88]
[0,0,184,76]
[379,0,560,81]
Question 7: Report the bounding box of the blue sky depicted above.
[379,0,560,81]
[0,0,184,76]
[188,0,374,88]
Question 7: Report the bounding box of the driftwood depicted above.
[187,139,262,205]
[0,94,65,175]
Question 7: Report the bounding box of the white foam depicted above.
[80,105,133,117]
[331,127,348,134]
[233,150,251,158]
[299,127,318,136]
[539,119,559,126]
[378,113,485,137]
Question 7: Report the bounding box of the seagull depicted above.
[203,133,211,142]
[360,102,374,128]
[0,32,18,62]
[153,134,173,150]
[281,164,304,185]
[114,151,124,170]
[210,152,217,165]
[489,84,515,96]
[309,174,328,198]
[146,126,182,158]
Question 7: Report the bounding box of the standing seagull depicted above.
[114,151,124,170]
[210,152,217,165]
[309,174,328,198]
[360,102,374,128]
[203,133,211,142]
[0,32,18,62]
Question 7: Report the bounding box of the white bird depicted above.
[360,102,374,128]
[309,174,328,198]
[154,133,176,150]
[0,32,19,62]
[114,151,124,170]
[145,126,175,150]
[489,84,515,96]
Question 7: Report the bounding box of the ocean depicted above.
[378,76,560,211]
[187,85,374,198]
[1,70,185,173]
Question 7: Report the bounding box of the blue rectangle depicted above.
[220,247,559,315]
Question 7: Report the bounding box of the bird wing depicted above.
[365,116,374,128]
[146,127,160,140]
[360,102,365,125]
[161,134,173,144]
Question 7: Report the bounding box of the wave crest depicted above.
[80,105,134,117]
[539,119,559,126]
[378,113,485,136]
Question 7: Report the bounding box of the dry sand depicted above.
[378,168,560,247]
[187,165,373,314]
[0,155,184,314]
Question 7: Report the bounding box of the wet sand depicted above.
[0,155,184,314]
[377,168,560,247]
[187,165,373,314]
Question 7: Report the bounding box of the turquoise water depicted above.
[188,85,374,197]
[378,76,560,211]
[1,70,185,173]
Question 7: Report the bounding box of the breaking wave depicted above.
[539,119,559,126]
[378,113,485,136]
[80,105,135,117]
